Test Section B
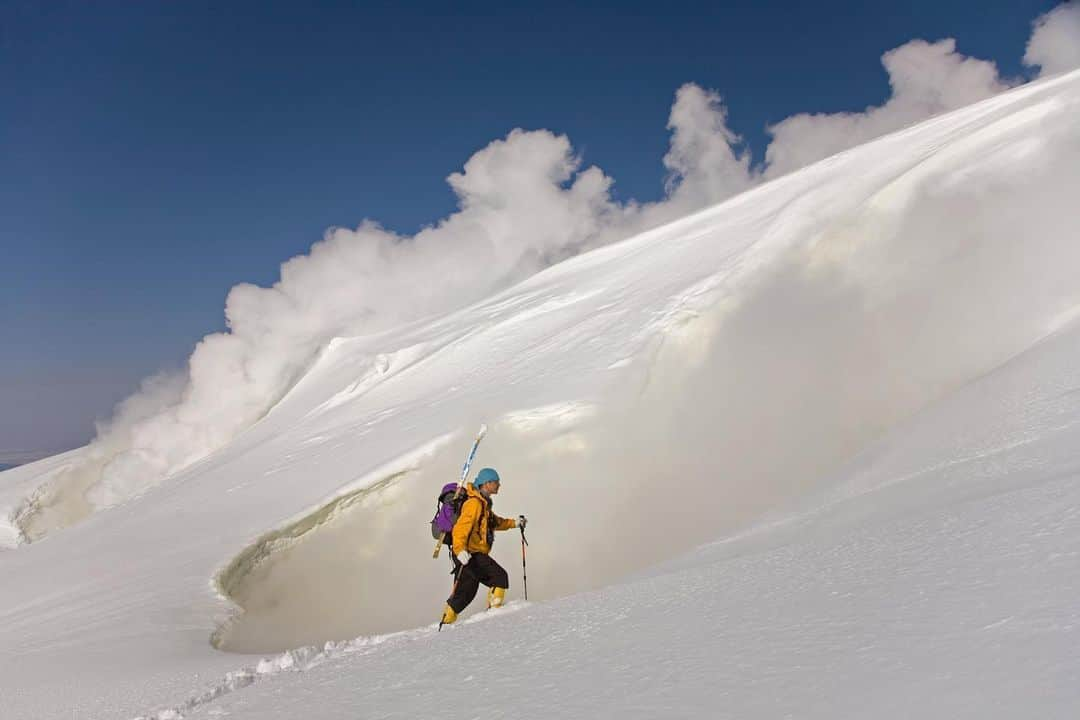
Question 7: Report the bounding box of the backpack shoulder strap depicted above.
[459,494,486,535]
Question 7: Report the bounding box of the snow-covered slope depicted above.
[2,69,1079,720]
[182,316,1080,720]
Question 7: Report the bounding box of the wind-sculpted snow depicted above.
[1,69,1080,720]
[199,70,1080,653]
[165,312,1080,720]
[181,445,1080,720]
[0,448,86,548]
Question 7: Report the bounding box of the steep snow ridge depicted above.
[199,69,1080,655]
[171,319,1080,720]
[0,448,87,549]
[1,70,1079,719]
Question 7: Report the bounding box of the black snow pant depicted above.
[447,553,509,613]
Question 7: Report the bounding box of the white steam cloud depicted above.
[764,39,1011,177]
[1025,2,1080,77]
[662,84,755,211]
[15,4,1076,541]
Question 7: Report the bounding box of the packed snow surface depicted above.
[1,70,1079,719]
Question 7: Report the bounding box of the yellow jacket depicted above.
[452,484,517,555]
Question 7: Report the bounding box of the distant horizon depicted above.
[0,449,62,468]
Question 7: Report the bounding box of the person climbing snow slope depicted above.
[441,467,526,625]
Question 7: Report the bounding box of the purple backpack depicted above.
[431,482,465,541]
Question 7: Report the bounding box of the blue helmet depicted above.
[473,467,501,488]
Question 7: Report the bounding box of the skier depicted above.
[440,467,526,625]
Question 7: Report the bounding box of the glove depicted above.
[517,515,527,531]
[454,552,468,567]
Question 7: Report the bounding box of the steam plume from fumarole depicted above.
[15,4,1080,543]
[215,90,1080,651]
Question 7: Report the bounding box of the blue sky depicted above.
[0,0,1060,455]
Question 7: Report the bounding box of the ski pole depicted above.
[440,563,464,633]
[519,525,529,602]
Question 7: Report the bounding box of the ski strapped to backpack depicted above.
[431,423,487,559]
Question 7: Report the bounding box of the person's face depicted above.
[481,481,500,495]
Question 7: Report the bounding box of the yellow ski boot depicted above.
[440,604,458,626]
[487,587,506,609]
